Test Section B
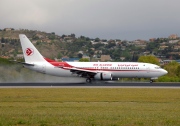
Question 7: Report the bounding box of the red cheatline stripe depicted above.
[45,59,158,72]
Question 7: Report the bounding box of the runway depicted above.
[0,82,180,88]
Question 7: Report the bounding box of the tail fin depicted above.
[19,34,46,63]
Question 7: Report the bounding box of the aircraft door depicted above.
[42,64,46,73]
[146,67,150,73]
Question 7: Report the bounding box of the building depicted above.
[3,28,13,31]
[169,34,178,39]
[16,54,24,59]
[149,38,156,42]
[100,55,111,62]
[61,57,80,62]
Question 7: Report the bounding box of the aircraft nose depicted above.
[163,69,168,75]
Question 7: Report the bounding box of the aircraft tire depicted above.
[150,80,153,83]
[86,78,92,83]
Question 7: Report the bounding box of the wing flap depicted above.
[68,67,97,74]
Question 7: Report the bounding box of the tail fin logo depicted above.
[25,48,34,56]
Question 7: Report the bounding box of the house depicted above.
[160,42,167,46]
[100,55,111,62]
[16,54,24,59]
[0,56,10,59]
[133,40,147,49]
[61,57,80,62]
[162,60,174,65]
[173,45,180,50]
[168,52,180,55]
[120,57,125,61]
[159,46,168,50]
[143,51,150,55]
[3,28,13,31]
[78,51,83,54]
[169,34,178,39]
[175,60,180,64]
[149,38,156,42]
[169,40,179,44]
[121,46,126,50]
[91,41,108,45]
[35,34,45,39]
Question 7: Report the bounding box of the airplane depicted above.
[19,34,168,83]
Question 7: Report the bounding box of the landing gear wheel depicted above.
[150,80,153,83]
[86,78,92,83]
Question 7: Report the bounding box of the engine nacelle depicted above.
[94,73,112,80]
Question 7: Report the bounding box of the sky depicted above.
[0,0,180,40]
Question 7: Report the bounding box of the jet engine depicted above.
[94,73,112,80]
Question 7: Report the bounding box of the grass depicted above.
[0,88,179,126]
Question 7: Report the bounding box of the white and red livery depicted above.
[19,34,168,83]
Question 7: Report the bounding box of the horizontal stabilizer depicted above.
[21,62,34,66]
[9,60,34,66]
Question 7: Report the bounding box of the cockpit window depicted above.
[155,67,161,69]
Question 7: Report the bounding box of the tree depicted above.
[176,65,180,77]
[107,42,116,48]
[1,37,5,43]
[80,36,85,39]
[79,58,89,62]
[57,52,62,59]
[32,35,39,40]
[93,43,104,49]
[61,34,66,39]
[164,61,179,77]
[49,35,55,40]
[157,61,180,82]
[71,33,75,38]
[138,55,160,65]
[95,38,100,42]
[77,53,83,58]
[86,37,90,41]
[51,32,55,35]
[146,42,160,53]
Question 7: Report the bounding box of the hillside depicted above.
[0,28,180,62]
[0,29,64,59]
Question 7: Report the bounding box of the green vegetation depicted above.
[0,88,179,126]
[137,56,180,82]
[138,55,160,65]
[0,57,12,65]
[79,58,89,62]
[157,61,180,82]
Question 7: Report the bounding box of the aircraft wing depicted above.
[67,67,97,78]
[69,67,97,73]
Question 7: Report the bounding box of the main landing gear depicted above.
[86,78,92,83]
[150,79,154,83]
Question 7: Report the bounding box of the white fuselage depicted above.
[25,62,167,79]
